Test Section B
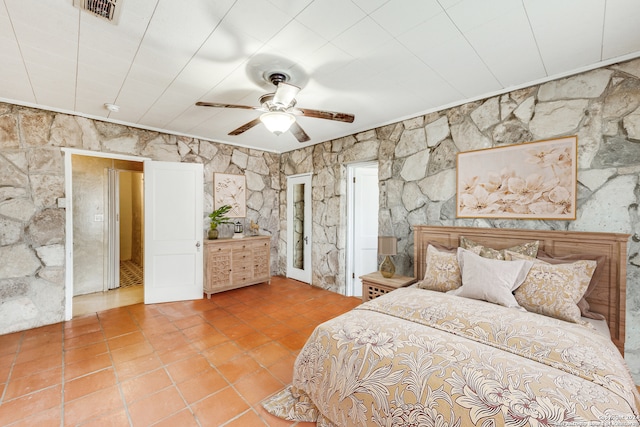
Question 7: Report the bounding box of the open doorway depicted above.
[346,162,379,297]
[112,170,144,290]
[69,154,145,316]
[63,149,204,319]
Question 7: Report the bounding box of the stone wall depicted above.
[279,57,640,382]
[0,104,280,333]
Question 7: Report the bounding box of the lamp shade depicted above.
[260,111,295,135]
[378,236,397,256]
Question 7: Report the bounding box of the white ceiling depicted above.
[1,0,640,153]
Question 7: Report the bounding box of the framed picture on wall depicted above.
[456,136,577,220]
[214,173,246,218]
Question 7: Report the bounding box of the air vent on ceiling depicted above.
[73,0,122,23]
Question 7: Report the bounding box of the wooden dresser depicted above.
[203,235,271,298]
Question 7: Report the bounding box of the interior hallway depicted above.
[0,277,361,426]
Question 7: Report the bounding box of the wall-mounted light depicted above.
[260,111,295,135]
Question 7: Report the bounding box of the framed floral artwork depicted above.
[214,173,246,218]
[456,136,577,220]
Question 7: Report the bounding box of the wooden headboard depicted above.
[413,225,630,355]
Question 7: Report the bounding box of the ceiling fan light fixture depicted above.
[260,111,295,135]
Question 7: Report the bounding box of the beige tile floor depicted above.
[0,276,361,426]
[73,260,144,317]
[73,285,144,317]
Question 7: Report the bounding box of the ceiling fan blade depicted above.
[196,101,259,110]
[295,108,355,123]
[290,121,310,143]
[228,118,262,136]
[273,82,300,107]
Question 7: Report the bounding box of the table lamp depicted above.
[378,236,397,278]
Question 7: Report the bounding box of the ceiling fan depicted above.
[196,72,355,143]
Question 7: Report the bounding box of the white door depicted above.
[287,173,312,283]
[347,163,379,297]
[144,161,204,304]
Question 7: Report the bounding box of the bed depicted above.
[264,226,640,426]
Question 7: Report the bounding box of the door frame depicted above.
[62,148,150,320]
[286,173,312,284]
[106,168,120,291]
[345,161,379,297]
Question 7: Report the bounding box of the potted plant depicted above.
[208,204,233,239]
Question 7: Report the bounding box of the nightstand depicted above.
[360,272,417,302]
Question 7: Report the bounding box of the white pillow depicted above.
[449,248,533,308]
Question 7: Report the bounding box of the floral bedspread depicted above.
[263,288,640,426]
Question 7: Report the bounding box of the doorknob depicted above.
[304,236,308,244]
[196,241,201,251]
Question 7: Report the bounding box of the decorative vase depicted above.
[208,228,219,240]
[379,255,395,278]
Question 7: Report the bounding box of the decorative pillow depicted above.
[418,244,461,292]
[507,251,597,323]
[536,250,606,320]
[459,236,539,260]
[449,248,533,308]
